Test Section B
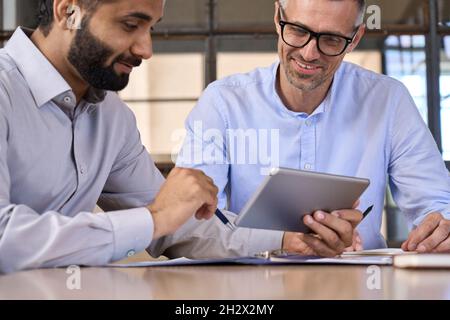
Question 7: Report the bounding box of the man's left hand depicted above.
[402,212,450,253]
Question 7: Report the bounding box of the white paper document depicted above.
[108,254,392,268]
[341,248,416,256]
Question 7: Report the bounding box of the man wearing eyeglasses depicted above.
[162,0,450,258]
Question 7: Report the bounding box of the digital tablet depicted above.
[234,168,370,233]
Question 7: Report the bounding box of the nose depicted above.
[300,37,321,62]
[131,33,153,60]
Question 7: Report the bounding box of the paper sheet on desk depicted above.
[107,255,392,268]
[341,248,417,256]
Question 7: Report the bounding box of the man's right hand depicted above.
[282,201,363,257]
[148,167,219,239]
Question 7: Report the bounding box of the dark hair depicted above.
[37,0,103,36]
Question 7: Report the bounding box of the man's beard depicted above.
[68,16,142,91]
[283,54,328,91]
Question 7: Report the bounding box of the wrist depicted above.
[148,204,168,240]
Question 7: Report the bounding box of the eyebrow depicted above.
[290,20,350,38]
[279,9,350,38]
[124,12,161,23]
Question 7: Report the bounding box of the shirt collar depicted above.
[4,27,106,108]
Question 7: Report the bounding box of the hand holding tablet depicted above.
[235,168,371,257]
[235,167,370,233]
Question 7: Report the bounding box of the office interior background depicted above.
[0,0,449,247]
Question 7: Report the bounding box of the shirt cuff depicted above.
[246,229,284,256]
[106,207,154,262]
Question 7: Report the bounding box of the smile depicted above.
[115,61,134,74]
[297,62,318,70]
[292,58,322,75]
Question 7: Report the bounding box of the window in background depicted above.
[120,54,204,101]
[119,49,204,156]
[384,35,428,122]
[346,36,385,74]
[217,52,278,79]
[344,51,382,73]
[383,35,433,245]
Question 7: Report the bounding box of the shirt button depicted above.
[80,166,85,174]
[64,96,72,104]
[304,163,312,170]
[305,120,312,127]
[127,250,136,257]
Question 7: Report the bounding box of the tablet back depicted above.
[235,168,370,233]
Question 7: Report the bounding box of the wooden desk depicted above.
[1,265,450,300]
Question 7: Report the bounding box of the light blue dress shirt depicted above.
[0,28,165,273]
[177,61,450,249]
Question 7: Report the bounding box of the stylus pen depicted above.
[362,205,374,220]
[215,208,237,231]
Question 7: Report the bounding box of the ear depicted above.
[274,1,282,36]
[53,0,79,31]
[346,24,366,53]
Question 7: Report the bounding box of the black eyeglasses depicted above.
[278,8,359,57]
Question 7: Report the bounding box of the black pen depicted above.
[215,208,237,231]
[362,205,374,220]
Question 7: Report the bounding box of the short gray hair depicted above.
[278,0,366,26]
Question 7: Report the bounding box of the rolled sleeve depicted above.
[388,84,450,229]
[106,207,154,261]
[246,229,284,256]
[227,211,284,256]
[148,210,284,259]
